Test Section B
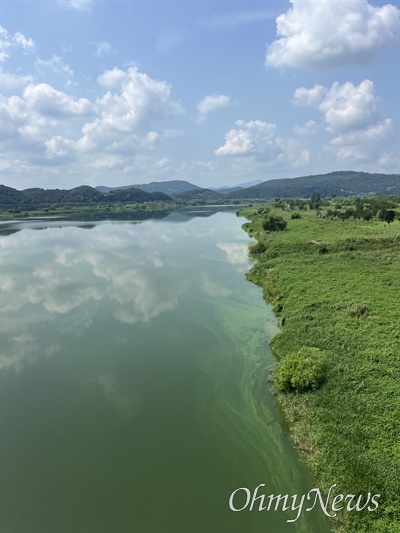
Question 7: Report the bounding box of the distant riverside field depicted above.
[240,203,400,533]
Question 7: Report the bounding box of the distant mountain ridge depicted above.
[95,172,399,200]
[1,171,399,209]
[96,180,202,196]
[175,188,223,201]
[227,171,400,199]
[209,186,244,195]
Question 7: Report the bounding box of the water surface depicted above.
[0,211,330,532]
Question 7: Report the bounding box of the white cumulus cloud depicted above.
[0,26,36,62]
[88,155,125,169]
[294,80,379,132]
[44,136,77,160]
[215,120,277,156]
[266,0,400,68]
[1,83,94,160]
[23,83,93,118]
[197,94,231,122]
[97,67,128,87]
[328,119,393,161]
[1,72,33,90]
[293,84,326,108]
[215,119,310,168]
[13,32,36,51]
[293,80,395,164]
[77,66,184,153]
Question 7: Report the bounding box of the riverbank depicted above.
[240,205,400,532]
[0,201,252,221]
[0,202,176,220]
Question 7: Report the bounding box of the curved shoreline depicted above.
[240,205,400,533]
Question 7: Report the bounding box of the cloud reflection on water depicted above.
[0,214,250,372]
[216,241,250,272]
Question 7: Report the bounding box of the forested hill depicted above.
[0,185,172,207]
[227,171,400,199]
[96,180,202,196]
[174,188,223,201]
[2,171,400,209]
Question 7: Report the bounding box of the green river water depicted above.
[0,210,331,532]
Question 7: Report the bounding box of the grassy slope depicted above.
[240,207,400,532]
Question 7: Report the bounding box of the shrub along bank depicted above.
[240,204,400,532]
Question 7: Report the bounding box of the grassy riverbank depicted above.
[240,205,400,532]
[0,202,176,220]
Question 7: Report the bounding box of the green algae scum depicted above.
[0,211,330,532]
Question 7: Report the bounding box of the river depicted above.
[0,210,330,532]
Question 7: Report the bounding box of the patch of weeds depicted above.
[273,346,327,393]
[249,241,267,253]
[346,301,370,319]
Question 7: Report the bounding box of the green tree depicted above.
[378,209,386,221]
[362,208,373,222]
[384,210,396,224]
[344,208,357,220]
[310,192,321,209]
[354,198,363,219]
[272,198,286,210]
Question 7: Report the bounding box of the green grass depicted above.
[240,206,400,532]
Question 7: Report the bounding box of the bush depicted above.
[291,213,302,219]
[274,347,326,393]
[262,214,287,232]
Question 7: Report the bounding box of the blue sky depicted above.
[1,0,399,189]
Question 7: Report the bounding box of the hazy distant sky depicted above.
[1,0,399,189]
